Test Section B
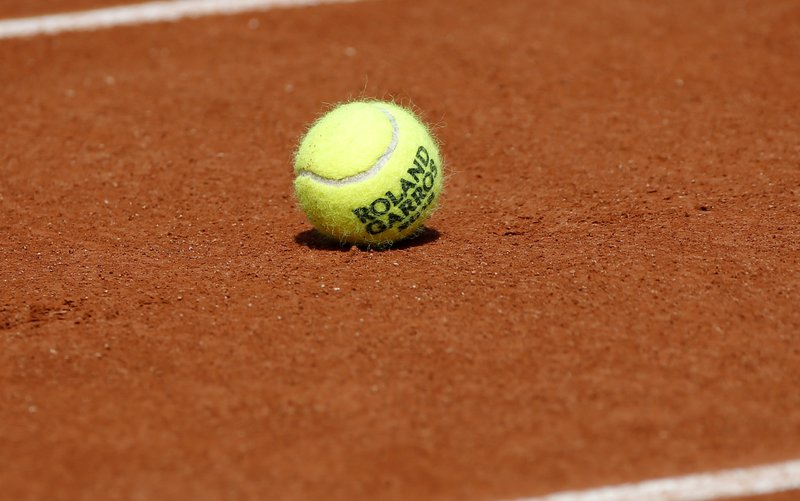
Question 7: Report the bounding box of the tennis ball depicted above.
[293,100,443,245]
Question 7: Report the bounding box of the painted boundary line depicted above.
[0,0,360,39]
[510,459,800,501]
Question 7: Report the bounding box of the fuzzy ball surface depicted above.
[293,100,444,245]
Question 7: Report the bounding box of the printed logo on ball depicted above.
[352,146,438,236]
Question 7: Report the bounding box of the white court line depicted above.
[511,459,800,501]
[0,0,360,39]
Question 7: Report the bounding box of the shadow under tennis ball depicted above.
[294,227,441,252]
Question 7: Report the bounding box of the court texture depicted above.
[1,1,799,500]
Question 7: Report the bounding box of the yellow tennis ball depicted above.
[293,100,444,245]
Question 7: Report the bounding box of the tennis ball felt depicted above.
[293,100,443,245]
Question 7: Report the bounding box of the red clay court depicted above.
[1,1,799,500]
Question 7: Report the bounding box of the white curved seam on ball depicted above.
[297,105,399,186]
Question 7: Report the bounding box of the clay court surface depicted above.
[1,0,800,499]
